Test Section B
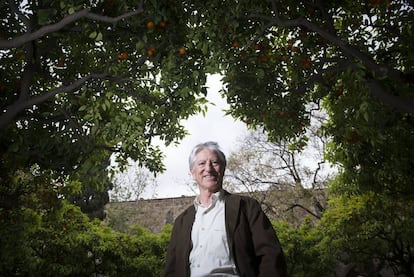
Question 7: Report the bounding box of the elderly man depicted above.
[164,141,287,277]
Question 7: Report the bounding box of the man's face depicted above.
[191,148,224,193]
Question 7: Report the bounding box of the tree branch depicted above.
[367,78,414,114]
[246,12,414,113]
[0,6,144,49]
[286,203,321,219]
[0,9,89,49]
[255,13,404,83]
[0,65,112,129]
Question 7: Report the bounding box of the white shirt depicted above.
[189,190,239,277]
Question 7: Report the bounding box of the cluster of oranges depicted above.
[117,20,188,59]
[146,20,167,30]
[146,20,186,56]
[231,39,313,68]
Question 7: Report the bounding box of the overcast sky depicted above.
[143,74,248,199]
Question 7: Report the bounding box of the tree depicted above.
[110,161,157,202]
[320,191,414,275]
[190,0,414,115]
[185,0,414,195]
[2,0,414,275]
[0,162,169,276]
[0,1,209,273]
[0,0,209,216]
[225,127,334,223]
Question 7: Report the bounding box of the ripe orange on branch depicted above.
[179,47,186,55]
[159,21,167,28]
[117,52,129,60]
[146,47,156,57]
[146,20,155,29]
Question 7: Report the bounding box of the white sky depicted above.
[143,74,248,199]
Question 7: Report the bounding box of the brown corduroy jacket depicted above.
[163,190,288,277]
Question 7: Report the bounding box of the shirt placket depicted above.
[192,206,207,271]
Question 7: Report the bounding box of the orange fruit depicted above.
[147,48,155,57]
[117,52,129,60]
[146,20,155,29]
[179,47,186,55]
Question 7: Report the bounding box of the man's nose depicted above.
[205,161,214,170]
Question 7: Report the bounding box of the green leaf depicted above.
[96,32,103,41]
[89,31,97,39]
[78,105,87,111]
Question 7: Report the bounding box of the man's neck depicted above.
[198,188,220,206]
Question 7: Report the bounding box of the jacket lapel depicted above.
[224,191,241,258]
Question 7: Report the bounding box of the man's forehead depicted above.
[195,149,218,159]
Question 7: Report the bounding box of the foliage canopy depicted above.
[1,0,414,275]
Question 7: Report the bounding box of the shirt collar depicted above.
[194,189,224,210]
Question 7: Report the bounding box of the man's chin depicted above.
[200,182,221,191]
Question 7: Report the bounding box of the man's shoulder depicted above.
[224,190,257,201]
[175,204,195,221]
[223,190,261,208]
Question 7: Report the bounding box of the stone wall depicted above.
[104,188,326,233]
[104,195,195,233]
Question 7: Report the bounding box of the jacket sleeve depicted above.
[163,217,179,277]
[244,197,288,277]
